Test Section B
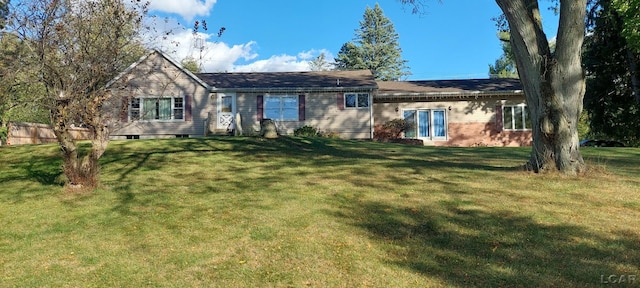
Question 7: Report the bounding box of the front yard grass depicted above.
[1,137,639,287]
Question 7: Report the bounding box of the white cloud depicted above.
[233,54,310,72]
[144,15,334,73]
[148,0,216,21]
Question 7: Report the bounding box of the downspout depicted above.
[369,92,374,139]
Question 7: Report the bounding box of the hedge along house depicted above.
[109,49,378,139]
[374,79,533,146]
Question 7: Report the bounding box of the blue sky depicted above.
[148,0,559,80]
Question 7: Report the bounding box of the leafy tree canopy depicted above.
[0,0,8,29]
[489,31,518,78]
[181,57,202,74]
[584,0,640,146]
[2,0,149,190]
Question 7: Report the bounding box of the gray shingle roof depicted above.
[376,78,523,95]
[196,70,377,91]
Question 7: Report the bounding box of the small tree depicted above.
[4,0,149,190]
[309,53,334,71]
[335,3,410,81]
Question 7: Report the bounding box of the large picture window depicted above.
[503,105,531,130]
[130,97,184,121]
[345,93,369,109]
[403,109,447,140]
[264,95,298,121]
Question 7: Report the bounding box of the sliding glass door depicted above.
[403,109,447,141]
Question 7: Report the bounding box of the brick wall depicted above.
[440,122,532,147]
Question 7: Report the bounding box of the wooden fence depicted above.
[4,122,91,146]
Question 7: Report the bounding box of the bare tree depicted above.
[402,0,588,174]
[309,53,334,71]
[4,0,149,190]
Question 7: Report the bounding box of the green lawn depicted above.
[1,137,639,287]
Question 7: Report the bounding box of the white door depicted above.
[217,93,236,130]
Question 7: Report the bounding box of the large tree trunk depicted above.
[52,92,110,190]
[496,0,587,175]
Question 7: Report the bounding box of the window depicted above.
[403,109,447,140]
[220,96,233,113]
[130,97,184,121]
[503,105,531,130]
[130,98,140,120]
[264,95,298,121]
[345,93,369,109]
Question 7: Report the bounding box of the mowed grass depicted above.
[1,137,639,287]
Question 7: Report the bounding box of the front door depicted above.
[217,93,236,130]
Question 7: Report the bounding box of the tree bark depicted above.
[496,0,586,175]
[51,92,109,190]
[625,49,640,103]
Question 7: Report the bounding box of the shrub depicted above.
[319,130,341,139]
[374,119,411,142]
[0,126,6,145]
[294,125,319,137]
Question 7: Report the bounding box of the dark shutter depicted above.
[257,95,264,121]
[185,94,192,121]
[337,93,344,110]
[495,105,503,131]
[298,94,305,121]
[120,96,129,122]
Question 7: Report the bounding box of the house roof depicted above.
[106,49,211,90]
[377,78,523,94]
[375,78,524,102]
[196,70,377,92]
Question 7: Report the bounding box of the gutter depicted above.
[374,90,524,102]
[209,86,378,93]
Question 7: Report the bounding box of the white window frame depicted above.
[264,95,299,121]
[344,93,370,109]
[130,96,185,122]
[502,104,530,131]
[402,108,448,141]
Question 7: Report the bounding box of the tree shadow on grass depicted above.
[0,150,63,202]
[332,199,640,287]
[211,136,528,171]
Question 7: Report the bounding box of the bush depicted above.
[319,130,341,139]
[374,119,411,142]
[294,125,319,137]
[0,126,6,145]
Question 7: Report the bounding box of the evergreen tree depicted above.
[584,0,640,146]
[335,4,410,81]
